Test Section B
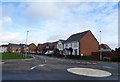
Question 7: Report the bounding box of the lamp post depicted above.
[25,30,29,56]
[99,31,102,61]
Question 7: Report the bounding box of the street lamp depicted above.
[99,31,102,61]
[25,30,29,56]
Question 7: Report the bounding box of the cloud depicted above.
[0,16,13,31]
[1,0,119,2]
[0,32,25,44]
[73,3,93,13]
[2,16,13,28]
[2,4,16,17]
[0,20,2,30]
[0,2,118,49]
[21,2,70,24]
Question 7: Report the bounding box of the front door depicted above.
[74,49,77,55]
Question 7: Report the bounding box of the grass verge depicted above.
[0,53,33,60]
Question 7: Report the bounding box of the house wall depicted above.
[7,44,22,53]
[57,41,64,51]
[80,31,99,56]
[0,46,7,53]
[12,48,21,53]
[38,44,47,53]
[7,45,13,53]
[64,41,79,55]
[0,46,2,53]
[28,43,36,53]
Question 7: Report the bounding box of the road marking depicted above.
[38,64,46,67]
[39,56,47,63]
[30,64,46,70]
[0,62,4,64]
[75,62,97,65]
[44,59,47,63]
[103,66,112,69]
[67,68,112,77]
[92,63,97,64]
[30,66,37,70]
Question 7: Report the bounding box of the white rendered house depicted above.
[0,45,8,53]
[57,40,65,54]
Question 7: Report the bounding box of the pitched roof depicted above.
[9,43,21,48]
[59,39,65,43]
[101,44,111,50]
[1,45,8,47]
[64,30,90,43]
[37,44,43,47]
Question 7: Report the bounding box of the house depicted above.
[37,43,51,54]
[99,44,112,52]
[100,44,111,50]
[0,45,8,53]
[50,41,58,51]
[63,30,99,56]
[7,43,21,53]
[28,43,36,54]
[37,41,58,54]
[57,39,65,54]
[7,43,29,53]
[19,44,28,54]
[37,44,43,54]
[92,47,120,61]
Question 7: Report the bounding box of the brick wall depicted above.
[92,52,119,59]
[80,31,99,56]
[28,43,36,53]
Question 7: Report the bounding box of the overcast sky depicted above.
[0,0,118,49]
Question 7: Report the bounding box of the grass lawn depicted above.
[0,53,33,60]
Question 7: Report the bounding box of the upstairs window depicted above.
[65,44,68,47]
[74,42,78,47]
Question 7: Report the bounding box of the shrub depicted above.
[65,55,98,61]
[111,57,120,62]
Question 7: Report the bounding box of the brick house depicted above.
[7,43,21,53]
[37,44,43,54]
[50,41,58,51]
[63,30,99,56]
[37,41,58,54]
[100,44,111,50]
[37,43,49,54]
[28,43,37,54]
[19,44,28,54]
[92,47,119,61]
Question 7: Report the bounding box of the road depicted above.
[2,54,119,80]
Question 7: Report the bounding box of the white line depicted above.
[93,63,97,64]
[103,66,112,69]
[30,66,37,70]
[45,59,47,63]
[0,62,4,64]
[30,64,46,70]
[38,64,46,67]
[41,56,47,63]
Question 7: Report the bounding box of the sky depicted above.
[0,0,119,49]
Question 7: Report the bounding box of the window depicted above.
[74,49,77,55]
[74,42,77,47]
[71,43,72,47]
[65,44,68,47]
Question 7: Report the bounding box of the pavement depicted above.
[2,54,120,80]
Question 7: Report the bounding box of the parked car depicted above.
[45,50,54,55]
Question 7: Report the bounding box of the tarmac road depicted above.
[2,54,119,80]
